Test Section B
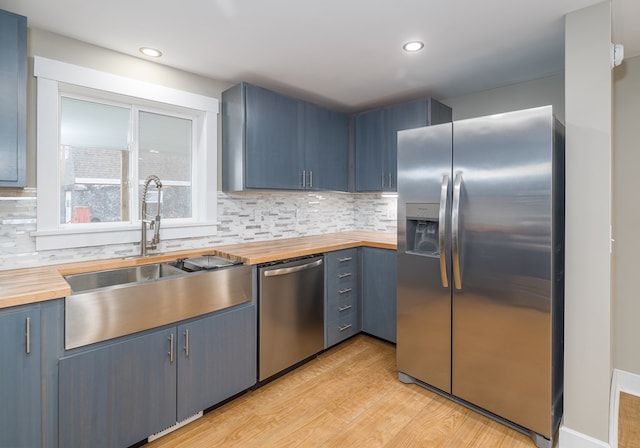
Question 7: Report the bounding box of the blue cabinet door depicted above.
[0,307,40,448]
[384,100,428,191]
[177,304,256,421]
[303,102,349,191]
[59,328,177,448]
[361,248,397,343]
[113,328,177,446]
[245,83,304,189]
[355,109,385,192]
[0,9,27,187]
[59,345,116,448]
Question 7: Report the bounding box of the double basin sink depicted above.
[64,261,253,350]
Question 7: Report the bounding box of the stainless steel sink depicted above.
[64,263,253,350]
[65,263,184,293]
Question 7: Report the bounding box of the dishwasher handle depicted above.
[263,258,323,277]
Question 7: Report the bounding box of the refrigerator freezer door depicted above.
[397,122,453,393]
[451,106,554,437]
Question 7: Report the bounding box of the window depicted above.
[34,57,218,251]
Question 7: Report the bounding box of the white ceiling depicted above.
[1,0,638,111]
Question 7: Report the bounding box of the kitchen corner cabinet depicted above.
[222,82,349,192]
[0,9,27,187]
[354,98,452,192]
[0,306,41,448]
[361,248,397,343]
[324,248,360,348]
[59,303,256,448]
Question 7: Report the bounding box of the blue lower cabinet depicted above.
[177,305,256,421]
[59,328,176,448]
[59,303,257,448]
[361,248,397,343]
[0,306,41,448]
[324,249,361,348]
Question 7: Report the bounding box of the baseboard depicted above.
[559,426,610,448]
[609,368,640,448]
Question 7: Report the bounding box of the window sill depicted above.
[32,222,219,251]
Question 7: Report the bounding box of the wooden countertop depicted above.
[0,231,396,309]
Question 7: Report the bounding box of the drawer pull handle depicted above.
[338,272,352,279]
[339,288,352,295]
[339,305,352,312]
[338,257,352,263]
[25,317,31,355]
[169,334,175,364]
[339,324,353,332]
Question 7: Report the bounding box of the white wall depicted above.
[442,74,564,122]
[613,54,640,375]
[562,1,612,445]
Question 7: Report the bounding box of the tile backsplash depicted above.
[0,190,397,270]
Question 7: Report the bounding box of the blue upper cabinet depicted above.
[303,102,349,191]
[355,98,452,192]
[244,83,304,190]
[222,82,350,192]
[0,10,27,187]
[354,109,385,192]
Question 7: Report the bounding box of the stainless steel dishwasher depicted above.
[258,255,324,381]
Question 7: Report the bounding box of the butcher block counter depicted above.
[0,231,396,309]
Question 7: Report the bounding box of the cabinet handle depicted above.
[338,272,352,279]
[389,173,393,188]
[338,257,352,263]
[339,324,353,332]
[302,170,306,188]
[169,334,175,364]
[309,170,313,188]
[381,172,385,189]
[339,288,352,295]
[338,304,352,312]
[184,329,190,358]
[25,317,31,355]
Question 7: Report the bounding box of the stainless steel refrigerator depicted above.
[396,106,564,448]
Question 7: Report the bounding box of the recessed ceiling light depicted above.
[403,41,424,52]
[139,47,162,58]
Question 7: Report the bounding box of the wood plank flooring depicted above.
[146,335,536,448]
[620,391,640,448]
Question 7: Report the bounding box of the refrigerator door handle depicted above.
[452,173,463,290]
[439,174,449,288]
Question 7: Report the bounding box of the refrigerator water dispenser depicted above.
[406,203,440,257]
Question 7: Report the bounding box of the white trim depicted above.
[609,369,640,448]
[36,77,61,233]
[559,425,610,448]
[34,57,218,113]
[32,222,219,251]
[34,57,219,251]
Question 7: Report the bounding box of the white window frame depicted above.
[33,56,218,251]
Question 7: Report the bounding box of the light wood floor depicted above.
[620,392,640,448]
[146,334,536,448]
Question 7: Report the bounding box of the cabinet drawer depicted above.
[325,248,358,271]
[326,281,358,307]
[326,293,357,322]
[326,314,359,348]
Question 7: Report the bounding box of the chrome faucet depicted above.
[141,175,163,256]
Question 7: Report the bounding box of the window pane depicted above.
[60,98,130,224]
[139,111,192,220]
[60,97,130,150]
